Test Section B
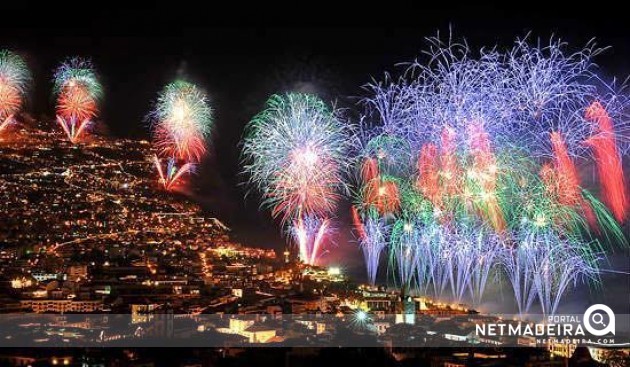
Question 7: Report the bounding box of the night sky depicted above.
[1,5,628,313]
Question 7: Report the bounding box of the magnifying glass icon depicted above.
[592,313,606,327]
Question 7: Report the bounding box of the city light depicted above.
[327,267,341,276]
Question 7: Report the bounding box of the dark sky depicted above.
[2,5,628,224]
[1,6,628,310]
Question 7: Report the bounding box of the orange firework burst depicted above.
[0,50,30,133]
[363,177,401,215]
[0,80,21,119]
[53,58,101,143]
[56,84,98,123]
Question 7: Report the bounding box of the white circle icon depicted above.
[584,304,615,336]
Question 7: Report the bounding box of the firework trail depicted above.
[541,131,598,229]
[0,50,30,133]
[291,216,331,266]
[242,93,350,265]
[0,116,14,134]
[54,58,101,143]
[414,223,445,297]
[526,230,600,317]
[444,229,475,304]
[502,242,538,316]
[351,205,367,239]
[352,208,389,284]
[467,232,501,306]
[439,127,461,204]
[467,124,506,231]
[584,101,627,222]
[389,219,422,293]
[416,143,441,208]
[361,157,379,183]
[413,227,447,299]
[153,155,194,191]
[549,132,581,207]
[151,80,212,163]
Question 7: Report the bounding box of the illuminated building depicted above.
[11,276,33,289]
[20,299,103,313]
[217,318,278,343]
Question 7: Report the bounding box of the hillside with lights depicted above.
[0,121,247,290]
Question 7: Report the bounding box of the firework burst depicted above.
[352,35,628,315]
[149,80,212,190]
[54,58,101,143]
[151,80,212,163]
[153,155,194,191]
[242,93,350,264]
[0,50,30,133]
